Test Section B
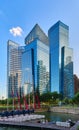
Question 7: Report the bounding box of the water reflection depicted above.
[40,112,79,122]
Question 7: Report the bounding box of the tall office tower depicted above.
[22,24,49,95]
[7,40,24,98]
[48,21,74,98]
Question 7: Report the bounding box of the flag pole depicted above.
[23,94,28,110]
[28,93,30,109]
[23,93,25,110]
[13,97,14,110]
[12,89,14,110]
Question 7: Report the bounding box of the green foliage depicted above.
[39,91,79,106]
[39,91,61,105]
[61,92,79,106]
[8,98,13,105]
[69,98,73,105]
[0,99,7,105]
[72,92,79,104]
[63,97,69,104]
[40,92,52,102]
[1,91,79,108]
[52,91,59,101]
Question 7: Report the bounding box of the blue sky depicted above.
[0,0,79,98]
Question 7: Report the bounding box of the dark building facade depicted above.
[74,74,79,94]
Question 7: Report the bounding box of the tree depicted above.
[52,91,59,101]
[40,92,52,102]
[73,92,79,104]
[63,97,69,104]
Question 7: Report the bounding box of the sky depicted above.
[0,0,79,98]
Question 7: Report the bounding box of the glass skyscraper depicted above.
[61,47,74,97]
[22,24,49,95]
[48,21,74,98]
[7,40,24,98]
[7,21,74,98]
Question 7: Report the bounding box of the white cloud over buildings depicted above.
[9,26,23,36]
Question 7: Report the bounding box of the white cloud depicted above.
[9,26,23,37]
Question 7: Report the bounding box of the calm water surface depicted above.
[0,112,79,130]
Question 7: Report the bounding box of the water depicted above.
[0,127,35,130]
[0,112,79,130]
[0,128,29,130]
[41,112,79,122]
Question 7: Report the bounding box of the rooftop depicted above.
[25,24,49,45]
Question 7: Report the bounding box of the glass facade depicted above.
[21,49,33,95]
[22,39,49,95]
[7,40,24,98]
[25,24,49,45]
[37,41,49,94]
[21,24,49,95]
[62,47,74,98]
[48,21,74,97]
[7,21,74,98]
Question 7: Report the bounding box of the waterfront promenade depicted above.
[50,106,79,114]
[0,120,70,130]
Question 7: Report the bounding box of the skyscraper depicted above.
[48,21,74,98]
[61,46,74,98]
[7,40,24,98]
[22,24,49,95]
[7,21,74,98]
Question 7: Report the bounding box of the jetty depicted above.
[0,114,73,130]
[0,120,70,130]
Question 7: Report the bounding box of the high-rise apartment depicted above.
[48,21,74,98]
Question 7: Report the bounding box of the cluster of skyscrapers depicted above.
[7,21,74,98]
